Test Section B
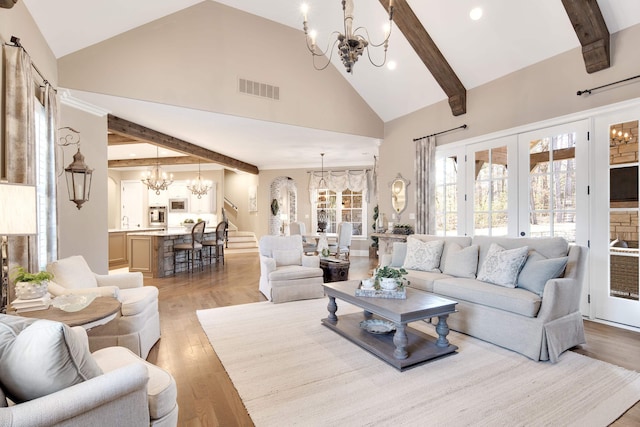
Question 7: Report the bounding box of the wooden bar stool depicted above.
[174,221,206,274]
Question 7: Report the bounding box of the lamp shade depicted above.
[0,183,37,235]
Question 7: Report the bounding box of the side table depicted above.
[320,258,350,282]
[17,296,121,330]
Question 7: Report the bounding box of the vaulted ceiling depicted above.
[20,0,640,171]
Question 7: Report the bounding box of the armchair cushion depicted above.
[269,265,323,281]
[273,249,302,266]
[46,255,98,289]
[120,287,160,317]
[0,314,102,403]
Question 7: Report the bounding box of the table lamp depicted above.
[0,183,37,312]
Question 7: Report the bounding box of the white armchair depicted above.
[0,314,178,427]
[46,255,161,359]
[258,235,325,303]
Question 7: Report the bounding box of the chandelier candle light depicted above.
[302,0,394,74]
[141,147,173,195]
[187,161,212,199]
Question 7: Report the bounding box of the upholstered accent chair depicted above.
[0,314,178,426]
[46,255,161,359]
[258,235,324,303]
[289,221,317,254]
[329,222,353,260]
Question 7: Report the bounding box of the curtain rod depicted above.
[413,124,467,142]
[577,74,640,96]
[6,36,57,92]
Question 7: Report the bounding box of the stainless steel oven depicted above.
[149,206,167,228]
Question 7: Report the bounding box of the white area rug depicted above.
[197,298,640,426]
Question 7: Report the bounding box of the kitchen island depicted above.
[109,228,161,269]
[126,227,219,278]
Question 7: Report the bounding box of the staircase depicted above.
[225,222,258,250]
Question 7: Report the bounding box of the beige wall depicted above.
[379,23,640,230]
[58,105,109,273]
[223,170,259,232]
[57,1,383,139]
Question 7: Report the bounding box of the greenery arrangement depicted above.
[183,218,195,224]
[374,266,408,288]
[392,224,414,235]
[371,205,379,250]
[10,266,53,285]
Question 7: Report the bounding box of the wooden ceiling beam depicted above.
[107,115,259,175]
[107,133,138,145]
[108,156,213,169]
[379,0,466,116]
[561,0,610,73]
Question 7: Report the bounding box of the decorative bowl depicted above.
[359,319,396,334]
[379,278,398,290]
[361,278,375,289]
[52,294,97,312]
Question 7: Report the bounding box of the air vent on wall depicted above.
[238,78,280,100]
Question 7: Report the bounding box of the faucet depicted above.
[122,216,129,229]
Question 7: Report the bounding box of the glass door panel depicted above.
[470,145,511,236]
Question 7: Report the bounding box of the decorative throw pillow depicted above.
[518,251,569,296]
[402,238,445,272]
[390,242,407,267]
[477,243,529,288]
[273,249,302,266]
[0,314,102,403]
[442,244,479,278]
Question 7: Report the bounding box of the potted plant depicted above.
[374,266,408,290]
[10,266,54,300]
[392,224,414,235]
[183,218,195,231]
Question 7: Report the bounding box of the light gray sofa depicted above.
[380,234,588,362]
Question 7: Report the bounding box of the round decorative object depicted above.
[360,319,396,334]
[15,281,48,300]
[271,199,279,216]
[380,278,398,290]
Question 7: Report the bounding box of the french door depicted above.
[592,108,640,328]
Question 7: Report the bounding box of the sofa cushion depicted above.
[477,243,528,288]
[473,235,568,267]
[442,244,479,279]
[518,251,569,296]
[406,271,453,292]
[0,314,102,403]
[269,265,323,281]
[402,238,444,272]
[273,249,302,266]
[46,255,98,289]
[433,278,542,317]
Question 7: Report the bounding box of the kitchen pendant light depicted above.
[187,161,212,199]
[141,147,173,195]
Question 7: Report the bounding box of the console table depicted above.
[371,233,408,257]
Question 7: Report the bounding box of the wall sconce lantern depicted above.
[59,127,93,210]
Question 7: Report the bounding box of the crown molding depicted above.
[59,89,110,117]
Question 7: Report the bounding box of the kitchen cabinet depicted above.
[190,184,216,214]
[148,189,168,207]
[128,234,156,277]
[108,232,128,268]
[167,181,189,199]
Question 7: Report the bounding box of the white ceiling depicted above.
[22,0,640,170]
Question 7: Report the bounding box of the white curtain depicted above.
[308,169,370,200]
[415,136,436,234]
[4,45,37,305]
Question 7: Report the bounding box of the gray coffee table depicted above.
[322,280,458,371]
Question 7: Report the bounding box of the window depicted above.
[34,100,55,269]
[435,155,459,235]
[314,189,366,236]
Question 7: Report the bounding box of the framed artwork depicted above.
[248,186,258,213]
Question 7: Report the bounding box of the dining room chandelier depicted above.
[301,0,394,74]
[141,147,173,195]
[187,161,212,199]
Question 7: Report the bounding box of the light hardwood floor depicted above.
[143,252,640,426]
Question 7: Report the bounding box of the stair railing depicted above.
[224,197,239,213]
